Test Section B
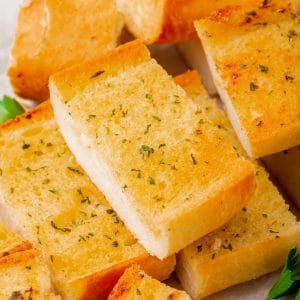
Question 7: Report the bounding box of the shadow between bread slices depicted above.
[49,40,256,259]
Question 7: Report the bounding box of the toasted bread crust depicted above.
[177,228,300,299]
[8,0,123,101]
[71,254,176,300]
[0,101,52,132]
[0,248,39,269]
[0,241,32,259]
[108,264,190,300]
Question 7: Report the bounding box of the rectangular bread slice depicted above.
[195,1,300,158]
[174,70,300,299]
[0,248,59,299]
[8,0,123,102]
[116,0,286,43]
[263,146,300,209]
[0,101,175,299]
[108,264,191,300]
[49,40,255,259]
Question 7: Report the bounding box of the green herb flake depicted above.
[259,65,269,73]
[145,93,153,101]
[49,189,58,195]
[112,240,119,247]
[67,167,84,175]
[250,82,259,91]
[190,154,197,165]
[144,124,151,135]
[22,143,30,150]
[131,169,141,178]
[136,288,142,296]
[139,145,154,160]
[152,115,161,122]
[285,73,294,82]
[90,70,104,79]
[159,159,165,165]
[50,221,71,233]
[267,248,300,300]
[148,177,155,185]
[287,30,297,41]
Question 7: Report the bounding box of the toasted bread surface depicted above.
[0,248,58,299]
[50,40,255,259]
[195,1,300,157]
[8,0,123,101]
[293,0,300,13]
[0,100,175,299]
[108,264,191,300]
[175,70,300,299]
[117,0,286,43]
[263,146,300,209]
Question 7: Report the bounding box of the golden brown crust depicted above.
[173,70,200,89]
[0,241,32,259]
[0,101,52,132]
[8,0,123,101]
[108,264,190,300]
[66,254,175,299]
[50,39,150,90]
[0,248,39,269]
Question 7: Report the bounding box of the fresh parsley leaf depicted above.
[267,248,300,300]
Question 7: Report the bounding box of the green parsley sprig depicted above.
[267,248,300,300]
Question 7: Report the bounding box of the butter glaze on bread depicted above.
[8,0,123,102]
[108,264,191,300]
[0,101,175,299]
[174,70,300,299]
[195,1,300,157]
[49,40,255,259]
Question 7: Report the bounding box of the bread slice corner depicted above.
[108,264,191,300]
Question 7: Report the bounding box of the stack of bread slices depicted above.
[0,0,299,299]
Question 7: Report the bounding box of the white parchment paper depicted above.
[0,1,286,299]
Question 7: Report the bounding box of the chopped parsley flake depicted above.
[250,82,259,91]
[139,145,154,160]
[259,65,269,73]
